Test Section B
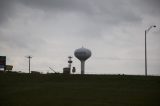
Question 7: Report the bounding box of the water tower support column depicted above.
[81,61,85,74]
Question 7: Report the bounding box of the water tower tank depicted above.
[74,47,91,74]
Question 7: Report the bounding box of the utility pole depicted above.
[145,30,147,76]
[26,56,32,73]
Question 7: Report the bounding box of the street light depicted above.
[145,25,156,76]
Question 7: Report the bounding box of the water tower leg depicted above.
[81,61,85,74]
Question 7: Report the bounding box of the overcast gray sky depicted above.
[0,0,160,75]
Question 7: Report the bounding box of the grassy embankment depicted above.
[0,72,160,106]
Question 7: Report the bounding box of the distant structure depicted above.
[5,65,13,71]
[72,67,76,74]
[0,56,13,72]
[68,56,72,70]
[63,56,73,74]
[74,47,91,74]
[63,67,70,74]
[31,71,40,74]
[0,56,6,71]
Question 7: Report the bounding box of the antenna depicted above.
[26,56,32,73]
[49,67,58,73]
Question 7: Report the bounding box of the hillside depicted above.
[0,72,160,106]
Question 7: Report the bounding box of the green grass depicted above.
[0,72,160,106]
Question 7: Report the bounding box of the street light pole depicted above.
[145,25,156,76]
[145,30,147,76]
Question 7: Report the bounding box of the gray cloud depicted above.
[0,0,143,26]
[0,0,12,24]
[131,0,160,17]
[22,0,142,24]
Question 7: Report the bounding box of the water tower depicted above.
[74,47,91,74]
